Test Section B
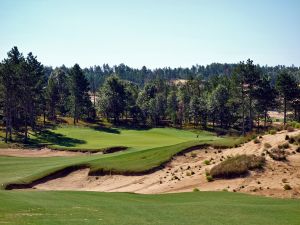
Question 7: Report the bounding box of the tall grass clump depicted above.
[210,154,265,178]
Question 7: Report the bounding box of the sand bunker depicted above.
[32,130,300,198]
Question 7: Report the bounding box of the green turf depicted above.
[30,126,216,151]
[0,191,299,225]
[0,140,211,188]
[0,126,246,188]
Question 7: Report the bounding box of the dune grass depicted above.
[0,191,299,225]
[210,154,265,178]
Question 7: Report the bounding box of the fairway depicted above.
[0,191,299,225]
[31,127,217,151]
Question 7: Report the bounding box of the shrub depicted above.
[193,188,200,192]
[186,171,191,176]
[278,142,289,149]
[210,154,265,178]
[296,147,300,153]
[269,129,276,135]
[204,160,210,165]
[287,126,295,132]
[191,152,197,158]
[288,137,295,144]
[268,147,286,161]
[206,175,213,182]
[264,143,272,149]
[290,134,300,145]
[253,138,261,144]
[285,135,289,140]
[282,178,288,183]
[283,184,292,190]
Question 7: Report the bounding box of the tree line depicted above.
[0,47,300,143]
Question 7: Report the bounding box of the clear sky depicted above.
[0,0,300,68]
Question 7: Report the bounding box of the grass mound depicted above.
[210,154,265,178]
[267,148,287,161]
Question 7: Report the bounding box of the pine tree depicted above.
[69,64,92,124]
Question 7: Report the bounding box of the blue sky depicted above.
[0,0,300,68]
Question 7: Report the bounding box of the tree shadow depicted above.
[91,126,121,134]
[29,130,86,148]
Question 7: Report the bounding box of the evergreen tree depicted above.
[69,64,92,124]
[276,71,298,125]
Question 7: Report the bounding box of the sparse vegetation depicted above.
[267,148,287,161]
[278,142,289,149]
[283,184,292,190]
[264,143,272,149]
[206,175,213,182]
[269,129,277,135]
[253,138,261,144]
[204,160,210,165]
[210,154,265,178]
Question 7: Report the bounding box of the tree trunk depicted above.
[284,97,287,125]
[43,112,46,125]
[264,110,267,128]
[73,104,77,125]
[24,109,28,143]
[249,96,253,131]
[242,86,245,136]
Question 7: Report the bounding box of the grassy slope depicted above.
[0,140,209,188]
[0,126,247,188]
[30,127,215,151]
[0,191,299,225]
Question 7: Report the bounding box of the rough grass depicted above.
[210,155,265,178]
[0,191,299,225]
[267,148,287,161]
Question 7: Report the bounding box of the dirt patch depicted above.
[12,130,300,199]
[0,148,93,157]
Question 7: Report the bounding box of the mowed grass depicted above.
[30,126,217,151]
[0,127,246,188]
[0,191,299,225]
[0,140,212,188]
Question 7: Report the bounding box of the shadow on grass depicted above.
[91,126,121,134]
[28,130,86,148]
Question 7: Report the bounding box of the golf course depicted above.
[1,125,300,224]
[1,1,300,224]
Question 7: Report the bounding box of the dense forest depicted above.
[0,47,300,143]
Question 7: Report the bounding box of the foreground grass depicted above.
[0,191,299,225]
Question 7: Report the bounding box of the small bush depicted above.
[282,178,288,183]
[206,175,213,182]
[264,143,272,149]
[296,147,300,153]
[253,138,261,144]
[193,188,200,192]
[269,129,276,135]
[210,154,265,178]
[285,135,290,140]
[268,148,286,161]
[287,126,295,132]
[283,184,292,190]
[186,171,191,176]
[204,160,210,165]
[191,152,197,158]
[278,142,289,149]
[288,137,295,144]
